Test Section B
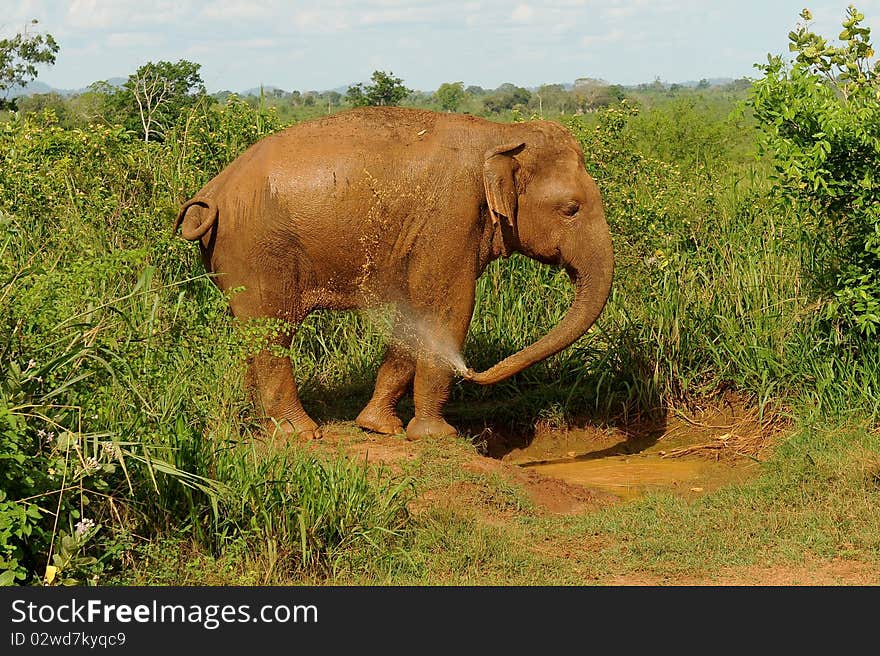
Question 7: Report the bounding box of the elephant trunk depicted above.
[467,222,613,386]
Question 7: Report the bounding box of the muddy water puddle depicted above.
[524,454,759,501]
[489,398,779,501]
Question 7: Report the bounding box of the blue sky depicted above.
[5,1,879,92]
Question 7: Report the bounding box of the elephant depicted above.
[173,106,613,440]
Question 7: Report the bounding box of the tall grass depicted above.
[0,102,414,585]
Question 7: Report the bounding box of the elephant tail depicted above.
[173,197,219,240]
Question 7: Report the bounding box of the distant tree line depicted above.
[218,72,636,117]
[3,19,750,137]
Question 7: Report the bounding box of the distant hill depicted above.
[6,76,740,101]
[676,77,735,88]
[239,85,285,96]
[239,83,353,96]
[2,77,126,99]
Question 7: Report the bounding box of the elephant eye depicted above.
[561,201,580,217]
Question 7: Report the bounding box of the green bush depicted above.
[749,6,880,335]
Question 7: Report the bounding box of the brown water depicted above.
[526,454,755,500]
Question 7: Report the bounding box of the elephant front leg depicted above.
[406,359,458,440]
[403,295,474,440]
[247,348,321,440]
[356,342,414,435]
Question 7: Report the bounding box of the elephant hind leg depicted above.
[229,269,319,440]
[247,347,321,440]
[356,343,414,435]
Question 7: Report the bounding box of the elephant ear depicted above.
[483,142,524,228]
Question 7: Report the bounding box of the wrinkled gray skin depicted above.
[175,106,613,440]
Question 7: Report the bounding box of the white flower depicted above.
[74,518,95,537]
[100,441,121,460]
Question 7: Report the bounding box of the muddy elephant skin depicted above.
[174,106,613,440]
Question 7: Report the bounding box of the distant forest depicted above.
[5,55,752,133]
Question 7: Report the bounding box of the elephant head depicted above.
[468,125,614,385]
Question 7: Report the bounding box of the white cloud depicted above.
[234,37,279,49]
[67,0,123,30]
[397,35,420,48]
[106,31,160,48]
[200,1,267,22]
[360,7,428,25]
[581,28,627,47]
[67,0,187,30]
[289,9,353,34]
[511,4,534,23]
[551,21,575,34]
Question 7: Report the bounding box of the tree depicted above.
[434,81,466,112]
[15,91,68,121]
[346,70,411,107]
[572,78,619,111]
[749,6,880,335]
[607,85,627,104]
[116,59,207,142]
[722,77,752,92]
[345,84,366,107]
[533,83,569,115]
[0,20,59,102]
[482,83,531,114]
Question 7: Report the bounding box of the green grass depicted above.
[104,419,880,585]
[548,423,880,577]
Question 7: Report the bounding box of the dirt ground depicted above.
[307,398,879,586]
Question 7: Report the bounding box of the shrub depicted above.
[749,6,880,336]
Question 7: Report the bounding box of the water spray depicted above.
[371,302,479,381]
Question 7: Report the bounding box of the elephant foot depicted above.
[356,405,404,435]
[264,417,323,441]
[405,416,457,441]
